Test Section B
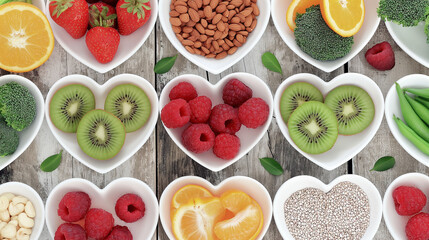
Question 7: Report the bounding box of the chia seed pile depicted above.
[284,181,370,240]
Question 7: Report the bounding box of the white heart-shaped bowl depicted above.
[0,182,45,240]
[45,74,158,173]
[0,75,44,171]
[159,176,272,240]
[33,0,45,12]
[271,0,380,72]
[383,173,429,240]
[45,177,159,239]
[385,74,429,167]
[273,73,384,170]
[45,0,158,73]
[159,72,273,172]
[158,0,270,74]
[273,175,383,240]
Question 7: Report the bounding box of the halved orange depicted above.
[320,0,365,37]
[0,2,54,72]
[286,0,321,31]
[172,185,213,209]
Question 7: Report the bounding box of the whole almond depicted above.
[228,46,238,55]
[236,33,244,43]
[236,13,245,22]
[170,10,180,17]
[174,0,187,6]
[176,33,184,41]
[182,39,194,46]
[222,16,228,22]
[194,41,202,48]
[233,39,242,47]
[188,0,198,10]
[206,37,213,45]
[196,23,205,34]
[182,32,190,38]
[214,30,222,40]
[210,0,219,9]
[206,29,215,36]
[251,3,259,16]
[175,5,188,13]
[216,51,228,59]
[230,0,242,7]
[244,15,252,27]
[244,0,251,6]
[249,18,257,31]
[188,8,200,22]
[195,0,203,8]
[170,17,182,26]
[239,4,245,11]
[188,35,198,41]
[198,10,205,18]
[193,48,202,55]
[201,46,210,54]
[209,45,215,53]
[208,24,216,30]
[217,39,225,45]
[203,0,210,5]
[228,10,237,19]
[186,20,196,27]
[239,23,245,30]
[217,21,226,32]
[185,46,195,54]
[225,39,234,47]
[180,13,190,23]
[200,34,208,41]
[212,14,223,24]
[227,4,235,10]
[229,23,241,31]
[241,7,253,16]
[221,43,230,50]
[216,4,227,13]
[183,26,193,33]
[191,29,200,38]
[238,30,248,36]
[206,53,216,58]
[221,30,229,39]
[213,40,220,51]
[231,16,240,24]
[222,10,229,17]
[204,6,213,18]
[201,19,208,27]
[172,26,182,33]
[220,1,228,5]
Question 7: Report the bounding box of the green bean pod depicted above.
[404,88,429,98]
[415,96,429,109]
[405,94,429,126]
[393,115,429,155]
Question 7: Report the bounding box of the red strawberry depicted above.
[49,0,89,39]
[365,41,395,71]
[86,27,120,63]
[89,2,117,29]
[116,0,151,35]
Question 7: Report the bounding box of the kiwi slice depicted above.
[77,109,126,160]
[280,82,324,123]
[324,85,375,135]
[288,101,338,154]
[50,84,95,133]
[104,84,151,133]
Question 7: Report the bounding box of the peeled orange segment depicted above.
[0,2,54,72]
[320,0,365,37]
[172,185,213,209]
[286,0,321,30]
[219,190,253,214]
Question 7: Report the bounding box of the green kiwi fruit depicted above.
[104,84,151,133]
[50,84,95,133]
[324,85,375,135]
[288,101,338,154]
[280,82,324,123]
[76,109,126,160]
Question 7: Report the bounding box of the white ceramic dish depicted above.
[273,175,382,240]
[0,75,44,172]
[159,72,273,172]
[273,73,384,170]
[383,173,429,240]
[385,74,429,167]
[159,176,272,240]
[158,0,270,74]
[45,0,158,73]
[45,74,158,173]
[32,0,45,12]
[45,177,159,239]
[0,182,45,240]
[271,0,380,72]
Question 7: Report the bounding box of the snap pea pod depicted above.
[405,94,429,126]
[404,87,429,98]
[0,0,31,5]
[393,115,429,155]
[415,96,429,109]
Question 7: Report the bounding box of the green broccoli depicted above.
[0,82,36,131]
[294,5,353,61]
[377,0,429,27]
[0,118,19,157]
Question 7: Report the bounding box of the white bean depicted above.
[1,223,16,238]
[24,203,34,219]
[17,213,33,229]
[0,197,9,212]
[0,194,15,202]
[8,203,24,217]
[11,197,27,206]
[16,228,31,240]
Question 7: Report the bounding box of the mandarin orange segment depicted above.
[172,185,213,209]
[286,0,321,30]
[219,190,253,214]
[320,0,365,37]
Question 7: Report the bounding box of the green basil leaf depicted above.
[154,55,178,74]
[259,157,284,176]
[370,156,395,172]
[261,52,282,74]
[40,150,63,172]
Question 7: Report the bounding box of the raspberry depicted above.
[365,41,395,71]
[393,186,427,216]
[182,124,215,153]
[222,79,253,107]
[213,133,240,160]
[161,99,191,128]
[406,212,429,240]
[85,208,114,239]
[209,104,241,134]
[238,98,269,129]
[189,96,212,123]
[58,192,91,222]
[169,82,198,102]
[105,226,133,240]
[54,223,86,240]
[115,193,145,223]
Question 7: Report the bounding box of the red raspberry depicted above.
[189,96,212,123]
[182,124,215,153]
[115,193,145,223]
[85,208,114,239]
[222,79,253,107]
[406,212,429,240]
[365,41,395,71]
[105,226,133,240]
[161,99,191,128]
[238,98,269,129]
[213,133,240,160]
[54,223,86,240]
[393,186,427,216]
[58,192,91,222]
[169,82,198,102]
[209,104,241,134]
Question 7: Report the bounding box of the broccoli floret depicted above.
[377,0,429,27]
[0,118,19,157]
[294,5,353,61]
[0,82,36,131]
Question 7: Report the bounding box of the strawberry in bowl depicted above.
[116,0,151,35]
[49,0,89,39]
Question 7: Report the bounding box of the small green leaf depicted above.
[370,156,395,172]
[154,55,178,74]
[261,52,282,74]
[259,157,284,176]
[40,150,63,172]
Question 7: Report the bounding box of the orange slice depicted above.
[0,2,54,72]
[286,0,321,31]
[320,0,365,37]
[172,185,213,209]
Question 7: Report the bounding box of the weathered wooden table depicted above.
[1,18,428,239]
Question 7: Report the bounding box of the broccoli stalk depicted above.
[377,0,429,27]
[0,119,19,157]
